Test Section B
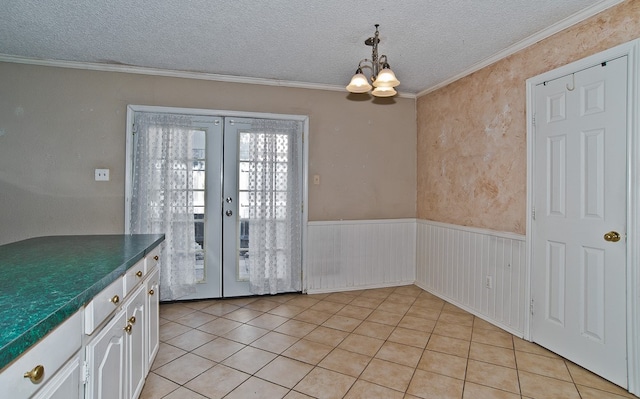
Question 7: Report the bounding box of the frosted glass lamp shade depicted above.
[371,86,397,97]
[372,68,400,87]
[346,72,373,93]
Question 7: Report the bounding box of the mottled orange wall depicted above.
[417,0,640,235]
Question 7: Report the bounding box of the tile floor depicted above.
[140,285,637,399]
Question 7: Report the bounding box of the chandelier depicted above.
[346,24,400,97]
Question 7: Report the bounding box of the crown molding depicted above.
[0,54,416,99]
[416,0,625,97]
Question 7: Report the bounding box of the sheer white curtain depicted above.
[130,113,197,301]
[246,119,302,295]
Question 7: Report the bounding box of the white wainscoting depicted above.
[415,220,527,336]
[305,219,416,293]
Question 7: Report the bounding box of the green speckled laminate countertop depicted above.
[0,234,164,370]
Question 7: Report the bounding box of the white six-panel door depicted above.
[531,55,628,387]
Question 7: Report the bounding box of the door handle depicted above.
[225,210,233,217]
[604,231,621,242]
[226,197,233,203]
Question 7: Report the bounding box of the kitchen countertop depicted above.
[0,234,164,370]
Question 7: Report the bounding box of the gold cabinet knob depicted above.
[153,255,159,261]
[124,324,132,334]
[136,270,143,277]
[604,231,621,242]
[129,316,136,324]
[24,364,45,383]
[148,289,155,296]
[109,295,120,305]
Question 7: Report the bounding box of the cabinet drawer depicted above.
[0,310,82,398]
[84,276,124,335]
[123,258,146,297]
[145,246,161,274]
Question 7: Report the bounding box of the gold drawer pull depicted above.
[129,316,136,324]
[24,364,45,383]
[148,289,155,296]
[124,324,132,334]
[109,295,120,305]
[136,270,143,277]
[153,255,159,261]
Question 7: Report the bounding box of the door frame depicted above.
[525,38,640,394]
[124,104,310,297]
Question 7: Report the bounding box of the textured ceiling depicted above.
[0,0,621,95]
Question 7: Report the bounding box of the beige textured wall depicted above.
[0,64,416,244]
[417,0,640,235]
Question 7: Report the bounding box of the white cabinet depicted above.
[125,285,146,399]
[32,352,83,399]
[145,267,160,369]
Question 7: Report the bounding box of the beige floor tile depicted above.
[324,292,359,304]
[519,370,581,399]
[442,303,468,314]
[294,367,356,399]
[515,350,572,381]
[388,326,430,348]
[139,372,180,399]
[398,315,436,332]
[366,309,404,326]
[376,341,423,367]
[268,304,307,318]
[247,313,289,330]
[224,297,259,307]
[462,382,520,399]
[344,380,405,399]
[426,334,470,358]
[360,358,415,392]
[284,391,315,399]
[304,326,349,346]
[294,309,333,325]
[282,339,334,365]
[159,321,193,341]
[433,320,473,341]
[164,328,216,351]
[406,369,464,399]
[512,337,560,359]
[185,364,250,399]
[413,297,446,310]
[437,310,474,327]
[393,285,425,297]
[338,334,385,356]
[174,311,218,328]
[286,296,321,308]
[224,376,289,399]
[466,359,520,394]
[250,331,299,354]
[473,317,504,332]
[223,307,264,322]
[274,319,318,337]
[352,321,395,340]
[163,387,208,399]
[566,362,636,398]
[191,337,245,362]
[182,300,219,311]
[471,328,514,349]
[577,384,637,399]
[377,300,412,315]
[469,341,516,368]
[222,346,277,374]
[406,305,443,320]
[196,317,242,335]
[360,288,392,299]
[222,323,270,345]
[154,353,215,385]
[256,356,314,388]
[336,304,374,320]
[319,348,372,377]
[159,303,197,320]
[348,296,384,309]
[418,350,468,380]
[386,293,417,305]
[200,302,241,316]
[309,300,346,313]
[244,299,281,312]
[322,314,363,332]
[151,342,188,371]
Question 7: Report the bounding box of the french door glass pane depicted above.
[192,129,206,282]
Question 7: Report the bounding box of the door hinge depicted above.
[132,123,137,135]
[82,360,90,384]
[532,207,536,220]
[532,113,536,126]
[530,298,535,315]
[301,202,304,213]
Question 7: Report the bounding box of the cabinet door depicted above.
[85,311,127,399]
[32,352,81,399]
[145,267,160,369]
[126,285,146,399]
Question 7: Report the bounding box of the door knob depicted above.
[226,197,233,203]
[225,210,233,217]
[604,231,621,242]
